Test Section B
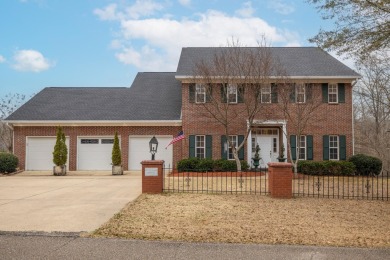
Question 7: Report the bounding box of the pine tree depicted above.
[112,132,121,166]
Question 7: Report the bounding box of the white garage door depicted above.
[26,137,70,171]
[128,136,173,171]
[78,137,118,170]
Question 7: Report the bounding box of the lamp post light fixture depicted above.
[149,136,158,160]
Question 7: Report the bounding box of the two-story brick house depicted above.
[6,47,360,171]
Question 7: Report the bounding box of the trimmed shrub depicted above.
[177,158,201,172]
[348,154,382,176]
[53,126,68,166]
[177,158,250,172]
[297,160,355,176]
[0,152,18,173]
[111,132,122,166]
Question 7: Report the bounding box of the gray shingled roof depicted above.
[6,72,182,121]
[176,47,360,78]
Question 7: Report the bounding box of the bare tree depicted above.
[192,40,283,171]
[277,82,324,174]
[308,0,390,57]
[0,93,26,152]
[354,53,390,170]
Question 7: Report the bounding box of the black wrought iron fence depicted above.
[163,167,269,195]
[293,170,389,200]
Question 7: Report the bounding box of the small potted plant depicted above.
[112,132,123,175]
[278,143,287,162]
[53,126,67,176]
[252,144,261,169]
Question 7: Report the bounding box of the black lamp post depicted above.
[149,136,158,160]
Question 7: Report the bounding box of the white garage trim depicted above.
[128,135,173,171]
[77,136,120,170]
[26,136,70,171]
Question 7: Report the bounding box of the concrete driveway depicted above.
[0,172,141,232]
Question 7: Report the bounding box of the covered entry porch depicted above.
[247,120,287,168]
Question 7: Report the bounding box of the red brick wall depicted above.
[181,82,353,162]
[14,126,182,171]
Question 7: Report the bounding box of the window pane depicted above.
[261,85,271,103]
[296,84,305,103]
[195,136,205,159]
[329,136,339,160]
[228,135,237,160]
[196,84,206,103]
[227,84,237,103]
[328,84,338,103]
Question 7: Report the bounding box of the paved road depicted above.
[0,173,141,232]
[1,233,389,260]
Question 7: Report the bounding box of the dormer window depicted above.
[195,84,206,103]
[227,84,237,103]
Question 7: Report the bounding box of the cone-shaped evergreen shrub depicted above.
[53,126,67,166]
[112,132,121,166]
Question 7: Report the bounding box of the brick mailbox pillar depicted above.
[141,160,164,193]
[268,162,293,199]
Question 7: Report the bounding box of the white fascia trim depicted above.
[6,120,182,127]
[175,75,361,80]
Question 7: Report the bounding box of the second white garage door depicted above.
[128,136,173,171]
[77,137,118,170]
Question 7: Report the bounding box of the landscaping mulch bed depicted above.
[90,193,390,248]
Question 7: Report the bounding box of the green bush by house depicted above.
[348,154,382,176]
[177,158,249,172]
[0,152,19,173]
[297,160,355,176]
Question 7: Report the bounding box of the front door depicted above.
[252,129,279,167]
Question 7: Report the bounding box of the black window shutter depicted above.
[238,85,245,103]
[206,84,212,103]
[322,83,328,103]
[206,135,212,159]
[306,83,313,102]
[289,84,296,103]
[339,135,346,160]
[290,135,296,160]
[323,135,329,160]
[238,135,245,160]
[307,135,313,160]
[189,84,195,103]
[189,135,195,158]
[338,83,345,103]
[221,135,227,159]
[220,84,227,103]
[271,83,278,103]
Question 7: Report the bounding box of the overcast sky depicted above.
[0,0,350,97]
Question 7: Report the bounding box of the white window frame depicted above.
[297,135,306,160]
[195,135,205,159]
[328,83,338,103]
[228,135,238,160]
[261,84,271,103]
[227,84,238,104]
[329,135,339,160]
[195,84,206,103]
[296,83,306,103]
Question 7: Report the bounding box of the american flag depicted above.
[165,131,185,149]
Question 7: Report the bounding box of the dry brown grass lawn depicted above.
[89,193,390,248]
